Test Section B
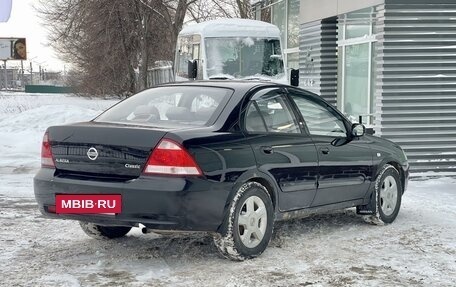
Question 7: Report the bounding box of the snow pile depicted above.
[180,18,280,38]
[0,93,118,172]
[0,93,114,114]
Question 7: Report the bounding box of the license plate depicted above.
[55,194,122,214]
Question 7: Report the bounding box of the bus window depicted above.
[176,36,201,80]
[193,44,200,61]
[176,36,192,79]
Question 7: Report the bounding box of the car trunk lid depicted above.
[47,122,168,179]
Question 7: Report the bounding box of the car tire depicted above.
[213,181,274,261]
[364,164,402,225]
[79,222,132,239]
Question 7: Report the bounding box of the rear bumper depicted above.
[34,168,231,231]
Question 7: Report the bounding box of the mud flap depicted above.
[356,192,376,215]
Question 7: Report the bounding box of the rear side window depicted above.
[245,91,300,134]
[95,86,232,127]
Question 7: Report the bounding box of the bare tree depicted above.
[38,0,197,95]
[188,0,252,22]
[132,0,196,90]
[187,0,220,22]
[37,0,252,95]
[37,0,139,94]
[235,0,251,19]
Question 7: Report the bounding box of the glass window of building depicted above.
[253,0,299,78]
[345,8,371,39]
[261,6,271,22]
[337,7,377,124]
[344,43,369,119]
[286,52,299,70]
[287,0,299,49]
[272,0,286,46]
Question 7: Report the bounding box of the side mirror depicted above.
[290,69,299,86]
[351,123,365,137]
[358,114,375,135]
[187,60,198,80]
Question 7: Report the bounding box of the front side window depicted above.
[95,86,232,127]
[290,93,347,138]
[205,37,284,79]
[245,92,299,134]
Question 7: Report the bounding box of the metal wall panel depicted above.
[375,1,456,173]
[299,18,338,105]
[299,0,384,23]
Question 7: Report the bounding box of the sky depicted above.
[0,0,65,72]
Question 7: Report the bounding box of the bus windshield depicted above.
[205,37,284,79]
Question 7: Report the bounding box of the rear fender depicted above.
[216,169,279,232]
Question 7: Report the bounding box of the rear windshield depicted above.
[95,86,232,127]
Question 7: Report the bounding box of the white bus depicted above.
[175,18,288,83]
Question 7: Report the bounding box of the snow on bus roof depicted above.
[179,18,281,38]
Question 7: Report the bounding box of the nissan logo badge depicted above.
[87,147,99,161]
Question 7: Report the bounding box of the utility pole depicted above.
[30,62,33,85]
[20,60,24,89]
[3,60,7,90]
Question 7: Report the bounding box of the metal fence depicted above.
[147,64,174,87]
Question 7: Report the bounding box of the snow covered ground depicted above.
[1,92,455,286]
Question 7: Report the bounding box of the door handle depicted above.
[320,147,330,155]
[261,146,274,155]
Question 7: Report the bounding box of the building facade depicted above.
[253,0,456,173]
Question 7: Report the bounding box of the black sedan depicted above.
[34,81,409,260]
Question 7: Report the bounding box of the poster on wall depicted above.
[0,38,27,60]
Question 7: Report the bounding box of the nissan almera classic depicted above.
[34,81,409,260]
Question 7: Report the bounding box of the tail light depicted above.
[143,139,202,176]
[41,132,55,168]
